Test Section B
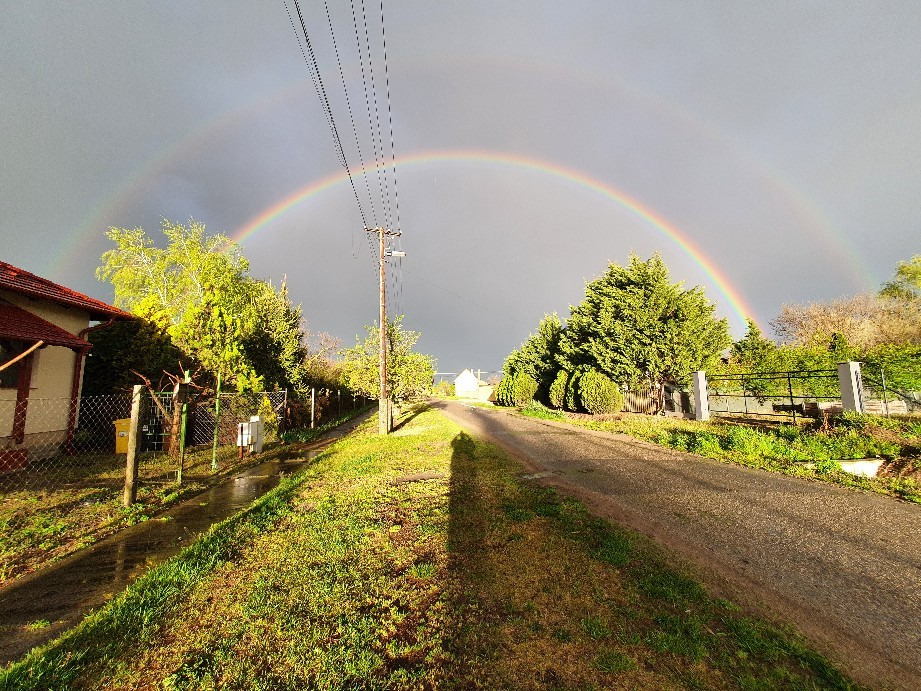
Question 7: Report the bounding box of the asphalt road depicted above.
[433,400,921,690]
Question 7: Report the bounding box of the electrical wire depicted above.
[360,0,392,230]
[284,0,375,259]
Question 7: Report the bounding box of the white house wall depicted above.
[0,291,90,436]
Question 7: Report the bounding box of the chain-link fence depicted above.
[0,390,291,493]
[0,386,372,585]
[862,374,921,416]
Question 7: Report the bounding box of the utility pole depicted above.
[365,227,403,434]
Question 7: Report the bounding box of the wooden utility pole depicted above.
[365,226,402,434]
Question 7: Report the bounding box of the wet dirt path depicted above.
[434,400,921,690]
[0,414,370,664]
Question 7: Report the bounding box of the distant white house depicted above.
[454,369,480,398]
[453,369,496,402]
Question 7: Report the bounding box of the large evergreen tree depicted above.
[501,313,563,397]
[558,254,730,409]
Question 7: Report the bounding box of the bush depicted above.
[512,372,539,406]
[497,372,538,407]
[578,369,624,415]
[549,370,568,409]
[565,370,583,411]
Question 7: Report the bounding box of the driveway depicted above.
[433,400,921,689]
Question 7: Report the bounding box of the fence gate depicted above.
[706,369,840,421]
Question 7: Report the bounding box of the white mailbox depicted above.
[236,416,264,454]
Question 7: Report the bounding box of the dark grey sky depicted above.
[2,2,919,372]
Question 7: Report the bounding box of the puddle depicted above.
[520,471,556,480]
[0,414,369,664]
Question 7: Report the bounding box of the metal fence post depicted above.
[176,372,190,485]
[880,367,890,418]
[123,385,145,507]
[211,371,222,472]
[787,373,796,424]
[311,387,316,429]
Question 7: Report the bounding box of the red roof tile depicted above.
[0,261,132,320]
[0,302,92,350]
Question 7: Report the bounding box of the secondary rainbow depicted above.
[232,149,757,330]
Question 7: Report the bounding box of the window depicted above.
[0,339,26,389]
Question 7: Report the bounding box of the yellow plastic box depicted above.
[114,418,131,454]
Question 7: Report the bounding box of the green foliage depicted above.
[338,316,436,404]
[512,372,538,406]
[495,374,514,406]
[565,368,583,411]
[502,313,563,397]
[578,369,623,414]
[83,318,183,395]
[519,400,565,420]
[548,370,568,409]
[880,254,921,299]
[729,318,776,371]
[96,219,308,392]
[558,254,730,411]
[497,372,538,406]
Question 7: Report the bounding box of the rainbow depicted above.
[232,149,758,331]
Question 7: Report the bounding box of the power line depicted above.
[284,0,374,256]
[379,0,401,233]
[359,0,393,230]
[322,0,377,257]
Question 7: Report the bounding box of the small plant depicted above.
[580,616,611,640]
[595,649,636,673]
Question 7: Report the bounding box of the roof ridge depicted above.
[0,260,131,319]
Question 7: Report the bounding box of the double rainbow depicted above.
[232,149,758,331]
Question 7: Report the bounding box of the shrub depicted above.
[565,370,583,411]
[548,370,568,409]
[578,369,624,415]
[495,374,515,406]
[497,372,538,407]
[511,372,539,406]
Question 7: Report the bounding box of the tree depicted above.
[881,254,921,299]
[558,254,730,411]
[97,219,308,391]
[496,371,538,407]
[502,313,564,398]
[339,317,436,404]
[548,370,568,409]
[729,318,776,370]
[578,369,623,414]
[83,318,184,395]
[771,294,921,349]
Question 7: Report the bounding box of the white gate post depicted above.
[692,371,710,421]
[838,361,864,413]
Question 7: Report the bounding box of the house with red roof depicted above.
[0,261,132,468]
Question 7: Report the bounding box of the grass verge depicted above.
[519,402,921,504]
[0,406,371,589]
[2,405,857,689]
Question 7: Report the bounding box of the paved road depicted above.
[433,400,921,690]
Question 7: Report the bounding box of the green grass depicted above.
[0,407,371,588]
[518,403,921,504]
[1,405,858,689]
